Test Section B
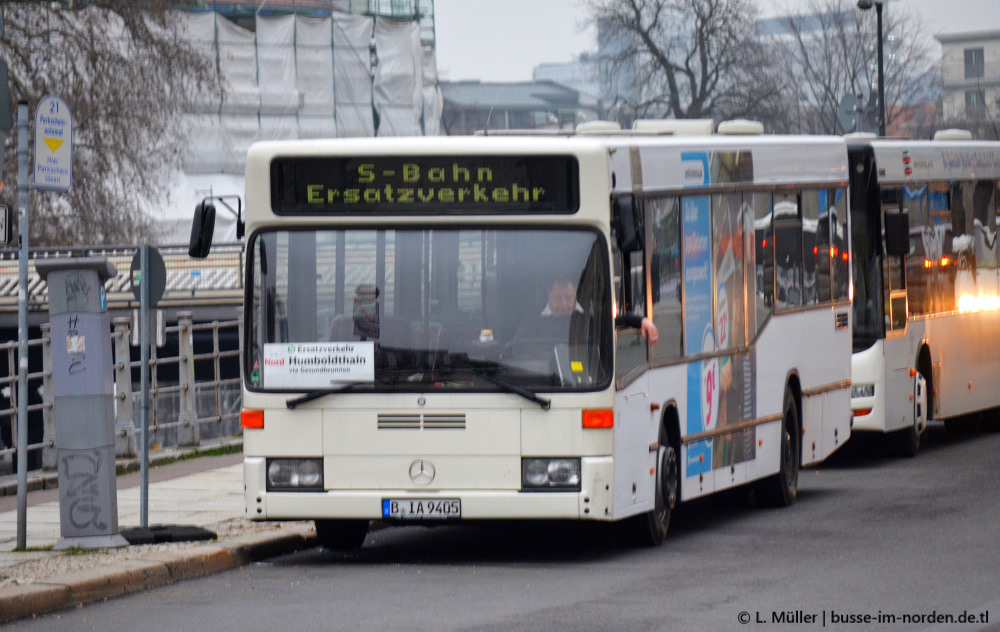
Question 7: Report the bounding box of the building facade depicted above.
[936,30,1000,134]
[440,80,598,135]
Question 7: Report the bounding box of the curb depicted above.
[0,525,317,623]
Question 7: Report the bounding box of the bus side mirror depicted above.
[189,201,216,258]
[613,196,643,253]
[884,212,909,256]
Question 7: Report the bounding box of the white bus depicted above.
[848,133,1000,455]
[189,125,853,548]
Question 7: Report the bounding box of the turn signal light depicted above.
[241,409,265,429]
[853,408,872,418]
[582,409,614,428]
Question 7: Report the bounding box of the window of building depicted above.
[966,90,986,116]
[964,48,985,79]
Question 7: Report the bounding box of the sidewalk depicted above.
[0,441,317,623]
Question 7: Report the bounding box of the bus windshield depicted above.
[246,227,613,393]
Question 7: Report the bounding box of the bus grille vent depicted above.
[377,413,466,430]
[422,414,466,429]
[378,414,421,429]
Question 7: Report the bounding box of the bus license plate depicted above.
[382,498,461,520]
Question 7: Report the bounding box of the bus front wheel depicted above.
[755,390,799,508]
[631,428,679,546]
[315,519,369,550]
[888,367,928,457]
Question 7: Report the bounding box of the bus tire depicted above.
[889,360,929,457]
[315,519,369,550]
[887,417,920,457]
[755,390,799,508]
[630,426,679,546]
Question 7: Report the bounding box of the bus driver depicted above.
[515,275,659,344]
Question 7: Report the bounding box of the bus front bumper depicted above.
[244,456,617,522]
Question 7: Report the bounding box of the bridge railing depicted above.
[0,310,242,476]
[0,336,52,475]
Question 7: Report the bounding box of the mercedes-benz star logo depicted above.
[409,458,436,486]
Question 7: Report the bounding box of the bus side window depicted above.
[949,182,973,271]
[714,193,746,349]
[973,181,996,270]
[831,188,850,302]
[648,196,682,361]
[902,184,930,316]
[615,201,648,380]
[753,191,774,328]
[802,190,828,305]
[773,193,803,310]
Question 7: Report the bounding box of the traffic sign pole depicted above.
[15,101,28,550]
[129,244,165,528]
[140,245,150,527]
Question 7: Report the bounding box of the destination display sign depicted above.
[262,342,375,388]
[270,155,579,215]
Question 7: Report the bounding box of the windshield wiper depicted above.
[463,369,551,410]
[285,368,551,411]
[286,382,363,409]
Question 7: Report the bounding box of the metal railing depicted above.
[0,336,52,474]
[0,310,242,476]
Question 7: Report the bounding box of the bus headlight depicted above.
[266,458,324,491]
[521,458,581,491]
[851,383,875,399]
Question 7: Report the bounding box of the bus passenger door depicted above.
[883,206,915,433]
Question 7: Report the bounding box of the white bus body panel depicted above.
[851,339,892,432]
[853,305,1000,434]
[612,372,657,520]
[757,307,852,466]
[923,308,1000,419]
[648,306,851,504]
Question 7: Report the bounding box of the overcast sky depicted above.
[433,0,1000,83]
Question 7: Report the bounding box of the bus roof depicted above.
[248,133,850,197]
[605,134,849,193]
[848,138,1000,184]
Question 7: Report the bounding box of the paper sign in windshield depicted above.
[263,342,374,388]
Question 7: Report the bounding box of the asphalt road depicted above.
[9,420,1000,632]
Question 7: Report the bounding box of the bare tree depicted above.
[585,0,785,125]
[768,0,936,136]
[0,1,219,246]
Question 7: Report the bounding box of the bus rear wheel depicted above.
[315,519,369,550]
[755,391,799,508]
[631,433,679,546]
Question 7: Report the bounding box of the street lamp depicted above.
[857,0,886,137]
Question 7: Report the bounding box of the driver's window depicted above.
[615,207,648,381]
